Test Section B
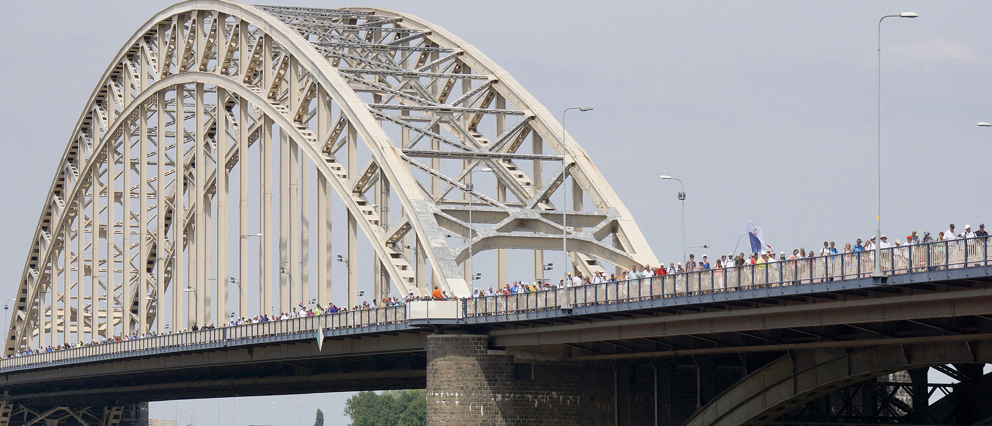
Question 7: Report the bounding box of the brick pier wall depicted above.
[426,334,613,425]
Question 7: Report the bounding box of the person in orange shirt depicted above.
[431,286,444,300]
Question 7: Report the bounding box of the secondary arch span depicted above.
[685,341,992,426]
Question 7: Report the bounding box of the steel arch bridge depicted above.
[4,0,658,355]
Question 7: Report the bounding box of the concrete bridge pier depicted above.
[426,334,744,425]
[426,334,615,425]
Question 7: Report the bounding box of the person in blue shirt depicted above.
[853,239,865,252]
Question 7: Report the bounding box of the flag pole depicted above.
[731,233,744,258]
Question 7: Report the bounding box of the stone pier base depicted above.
[426,334,614,425]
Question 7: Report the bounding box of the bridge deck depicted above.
[2,238,989,375]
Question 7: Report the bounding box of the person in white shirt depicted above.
[592,273,604,284]
[879,235,891,249]
[964,224,976,239]
[570,273,582,287]
[945,224,957,241]
[642,266,654,278]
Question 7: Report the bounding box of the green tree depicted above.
[313,408,324,426]
[344,390,426,426]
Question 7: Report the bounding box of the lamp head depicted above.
[979,122,991,127]
[703,244,710,248]
[578,106,593,112]
[659,175,672,180]
[900,12,918,18]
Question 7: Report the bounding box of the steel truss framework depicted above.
[0,400,143,426]
[5,0,657,354]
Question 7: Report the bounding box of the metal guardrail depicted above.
[0,305,405,370]
[464,237,991,316]
[3,237,989,371]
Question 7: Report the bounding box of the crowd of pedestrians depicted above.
[7,222,988,360]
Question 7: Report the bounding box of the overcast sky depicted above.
[2,0,990,424]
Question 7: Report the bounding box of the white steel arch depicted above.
[5,0,659,354]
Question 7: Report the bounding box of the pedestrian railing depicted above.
[464,237,990,317]
[0,305,405,370]
[4,237,989,371]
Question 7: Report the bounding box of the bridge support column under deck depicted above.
[426,334,616,425]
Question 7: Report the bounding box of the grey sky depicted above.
[1,0,990,424]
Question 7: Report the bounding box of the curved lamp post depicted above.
[874,12,918,280]
[660,176,687,263]
[561,106,592,311]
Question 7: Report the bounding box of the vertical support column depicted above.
[908,367,929,414]
[279,129,290,314]
[76,196,86,341]
[301,160,310,308]
[236,19,250,319]
[121,117,132,337]
[429,48,440,198]
[156,91,166,334]
[495,94,507,287]
[463,158,472,284]
[532,133,544,282]
[260,31,274,317]
[63,228,70,343]
[289,137,299,309]
[316,173,329,304]
[173,84,185,332]
[90,157,100,339]
[315,87,331,305]
[346,122,358,308]
[216,88,229,327]
[379,177,390,299]
[138,102,148,334]
[237,95,249,318]
[572,173,584,276]
[370,95,383,302]
[372,178,382,301]
[194,83,206,327]
[288,55,304,310]
[416,237,427,295]
[136,20,150,334]
[38,269,47,349]
[105,141,115,340]
[261,117,274,316]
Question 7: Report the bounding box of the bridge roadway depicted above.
[2,240,992,425]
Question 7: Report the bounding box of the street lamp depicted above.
[659,175,687,264]
[875,11,918,280]
[4,299,15,333]
[978,122,991,127]
[683,244,710,266]
[467,167,493,289]
[561,106,593,311]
